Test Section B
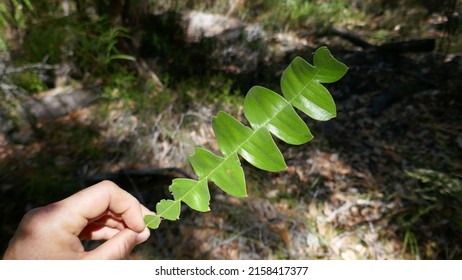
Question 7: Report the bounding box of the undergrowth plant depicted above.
[144,46,348,229]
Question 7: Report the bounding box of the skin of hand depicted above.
[2,180,151,260]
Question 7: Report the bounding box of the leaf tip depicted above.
[144,214,161,230]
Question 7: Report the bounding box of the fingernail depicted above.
[135,227,150,244]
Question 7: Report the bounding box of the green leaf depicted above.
[23,0,34,11]
[212,111,250,157]
[244,86,313,145]
[107,54,136,61]
[144,46,347,230]
[212,111,286,172]
[169,178,210,212]
[313,46,349,83]
[144,214,161,229]
[156,199,181,220]
[210,152,246,196]
[189,148,246,197]
[281,47,347,121]
[241,127,287,171]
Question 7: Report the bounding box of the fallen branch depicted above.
[82,167,193,185]
[2,63,55,75]
[329,28,436,53]
[24,86,101,120]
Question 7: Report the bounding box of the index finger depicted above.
[57,180,149,234]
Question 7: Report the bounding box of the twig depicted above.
[3,63,54,75]
[329,28,373,49]
[216,225,259,247]
[134,59,165,91]
[320,199,378,223]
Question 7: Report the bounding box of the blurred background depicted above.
[0,0,461,259]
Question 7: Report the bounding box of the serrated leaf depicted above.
[241,127,286,171]
[213,111,286,172]
[144,214,161,229]
[189,148,246,197]
[212,111,251,157]
[144,46,347,230]
[156,199,181,220]
[281,47,347,121]
[313,46,349,83]
[244,86,313,145]
[169,178,210,212]
[210,152,246,196]
[281,57,335,121]
[189,147,226,178]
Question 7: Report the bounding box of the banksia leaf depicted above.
[189,148,246,197]
[156,199,181,220]
[145,46,348,230]
[170,178,210,212]
[281,47,347,121]
[244,86,313,145]
[313,46,349,83]
[212,111,252,157]
[239,127,286,172]
[213,111,286,172]
[144,214,161,230]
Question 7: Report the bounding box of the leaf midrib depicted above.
[154,60,325,221]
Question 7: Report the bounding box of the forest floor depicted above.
[4,46,461,260]
[130,48,462,260]
[1,7,461,259]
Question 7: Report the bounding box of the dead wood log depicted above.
[81,167,193,204]
[24,86,101,120]
[82,167,192,184]
[375,39,436,53]
[330,28,436,53]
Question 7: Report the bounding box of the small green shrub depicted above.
[9,70,47,93]
[398,168,462,259]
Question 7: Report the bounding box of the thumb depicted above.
[84,228,140,260]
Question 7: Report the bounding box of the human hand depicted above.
[3,180,151,259]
